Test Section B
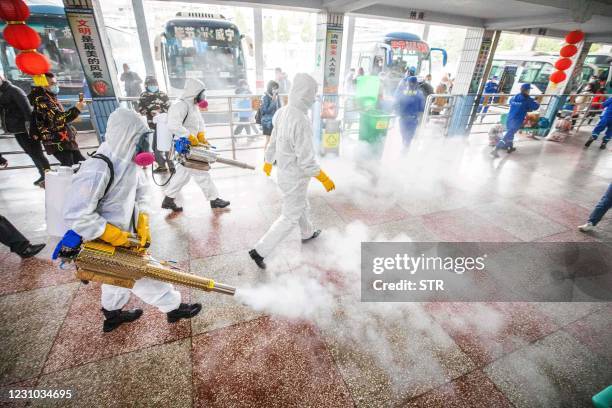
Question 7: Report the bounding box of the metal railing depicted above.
[421,92,611,137]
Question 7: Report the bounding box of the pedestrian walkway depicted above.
[0,127,610,407]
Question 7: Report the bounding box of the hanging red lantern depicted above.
[559,44,578,58]
[549,70,567,84]
[565,30,585,45]
[15,51,50,86]
[554,58,572,71]
[0,0,29,22]
[3,23,41,50]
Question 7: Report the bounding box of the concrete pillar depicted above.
[131,0,156,78]
[63,0,120,140]
[253,7,264,93]
[421,24,430,42]
[448,29,500,136]
[342,16,355,84]
[543,41,591,124]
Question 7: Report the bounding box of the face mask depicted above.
[48,84,60,95]
[272,88,279,95]
[146,86,158,93]
[195,90,208,109]
[133,132,155,167]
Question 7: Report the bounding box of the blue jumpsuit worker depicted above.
[491,83,539,157]
[394,76,425,148]
[584,98,611,150]
[478,77,499,122]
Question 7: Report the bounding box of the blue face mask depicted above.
[147,86,158,93]
[48,84,60,95]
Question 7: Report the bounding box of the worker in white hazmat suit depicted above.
[63,108,202,332]
[161,78,230,212]
[249,73,336,269]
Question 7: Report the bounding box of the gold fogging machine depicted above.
[57,216,236,296]
[180,146,255,171]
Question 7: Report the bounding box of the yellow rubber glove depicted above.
[136,212,151,248]
[197,131,209,145]
[315,169,335,192]
[99,223,130,247]
[188,134,199,146]
[263,162,272,177]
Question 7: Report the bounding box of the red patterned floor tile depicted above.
[0,255,76,296]
[427,302,559,367]
[188,207,270,258]
[421,208,521,242]
[403,370,513,407]
[563,304,612,361]
[192,316,354,408]
[43,283,191,374]
[326,194,410,226]
[516,196,591,228]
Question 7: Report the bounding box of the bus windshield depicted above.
[386,40,428,76]
[163,20,245,91]
[0,16,83,94]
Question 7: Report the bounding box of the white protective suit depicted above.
[254,73,320,257]
[64,108,181,313]
[164,78,219,200]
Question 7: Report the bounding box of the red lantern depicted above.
[559,44,578,58]
[0,0,29,22]
[15,51,50,86]
[565,30,585,45]
[549,70,567,84]
[3,24,41,50]
[554,58,572,71]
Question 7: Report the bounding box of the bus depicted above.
[352,32,447,95]
[155,12,247,96]
[489,52,603,95]
[0,2,91,128]
[584,53,612,93]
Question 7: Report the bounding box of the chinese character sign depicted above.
[323,27,343,94]
[66,12,115,98]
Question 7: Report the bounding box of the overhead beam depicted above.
[351,5,484,28]
[484,12,574,30]
[585,32,612,44]
[323,0,378,12]
[152,0,324,12]
[511,0,612,18]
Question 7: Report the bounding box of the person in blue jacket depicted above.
[491,83,539,157]
[584,97,611,150]
[261,80,281,148]
[394,76,425,148]
[478,76,499,122]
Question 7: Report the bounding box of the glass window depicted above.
[518,62,543,83]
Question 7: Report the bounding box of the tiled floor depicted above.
[0,127,610,407]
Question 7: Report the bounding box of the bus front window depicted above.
[165,23,243,91]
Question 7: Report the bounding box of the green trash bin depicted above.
[358,109,393,159]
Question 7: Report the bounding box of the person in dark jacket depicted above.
[137,76,171,172]
[491,83,539,158]
[0,215,45,258]
[261,80,281,148]
[0,75,50,185]
[29,72,86,166]
[394,76,425,148]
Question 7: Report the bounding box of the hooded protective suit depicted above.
[254,73,320,257]
[64,108,181,312]
[164,78,219,200]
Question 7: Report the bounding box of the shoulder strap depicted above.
[90,153,115,197]
[182,99,190,124]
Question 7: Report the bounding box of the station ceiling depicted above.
[165,0,612,43]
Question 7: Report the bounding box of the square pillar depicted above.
[448,29,500,137]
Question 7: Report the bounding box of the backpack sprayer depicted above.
[53,214,236,296]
